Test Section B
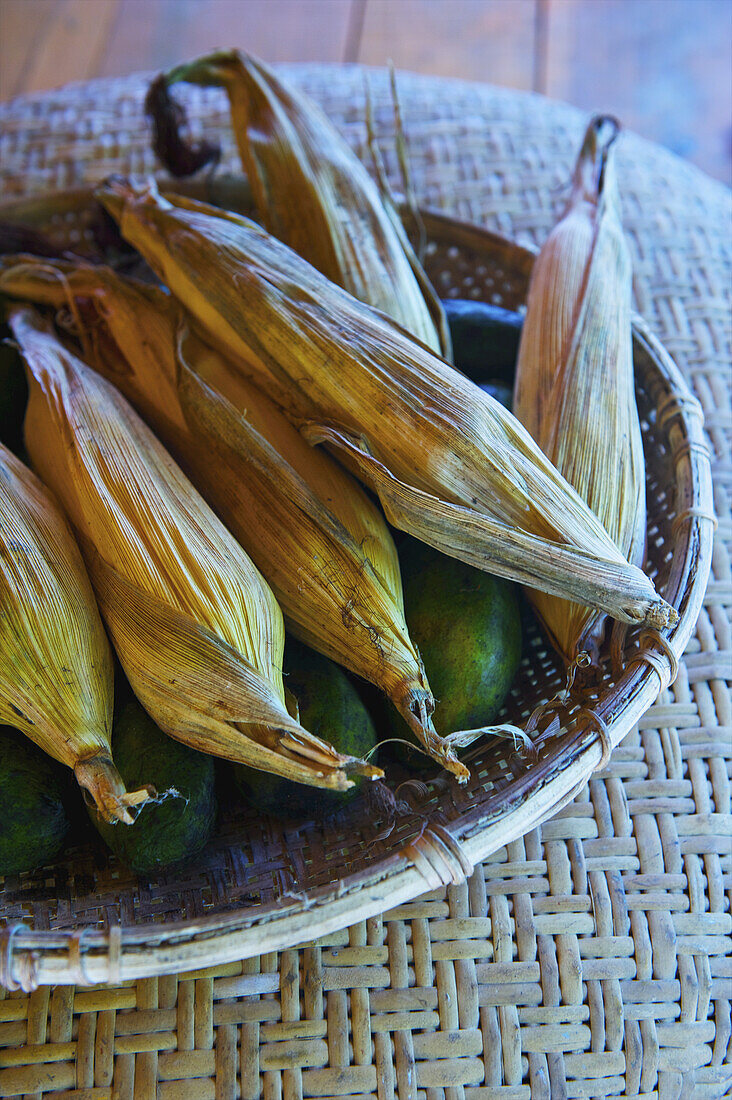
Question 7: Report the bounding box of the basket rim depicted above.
[0,205,715,991]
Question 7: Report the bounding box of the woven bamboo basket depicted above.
[0,176,714,991]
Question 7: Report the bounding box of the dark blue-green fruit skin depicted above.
[234,637,377,820]
[478,380,513,411]
[389,539,522,755]
[0,331,29,459]
[0,726,70,875]
[442,298,523,384]
[90,701,217,877]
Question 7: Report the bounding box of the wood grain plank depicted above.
[16,0,120,95]
[97,0,355,79]
[543,0,732,184]
[0,0,61,99]
[2,0,727,185]
[357,0,537,89]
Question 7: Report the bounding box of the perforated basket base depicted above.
[0,69,721,1003]
[0,208,712,989]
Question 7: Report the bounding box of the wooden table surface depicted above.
[0,0,730,186]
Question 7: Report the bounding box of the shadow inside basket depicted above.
[0,204,689,936]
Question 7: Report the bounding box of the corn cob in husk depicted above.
[0,261,464,780]
[513,117,645,664]
[148,49,449,357]
[98,179,676,633]
[0,441,151,823]
[9,305,378,791]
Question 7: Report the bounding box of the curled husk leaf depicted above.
[0,441,151,823]
[98,179,676,635]
[152,49,449,356]
[9,305,379,791]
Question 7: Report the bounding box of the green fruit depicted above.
[389,539,522,758]
[0,726,70,875]
[90,700,217,876]
[442,298,523,384]
[478,379,513,411]
[0,330,29,457]
[234,637,377,819]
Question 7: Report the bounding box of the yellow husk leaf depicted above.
[160,49,449,357]
[98,179,677,633]
[0,441,150,822]
[0,258,463,778]
[10,305,376,790]
[513,117,646,663]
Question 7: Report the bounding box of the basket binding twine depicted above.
[0,69,721,1003]
[0,241,713,987]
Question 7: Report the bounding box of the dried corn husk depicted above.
[151,49,449,357]
[0,261,464,780]
[513,117,645,663]
[0,441,151,822]
[98,179,676,633]
[9,305,378,791]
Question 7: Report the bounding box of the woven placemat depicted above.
[0,66,730,1098]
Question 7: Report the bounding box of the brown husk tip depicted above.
[74,753,156,825]
[573,115,620,199]
[398,691,470,783]
[145,74,220,178]
[342,758,384,781]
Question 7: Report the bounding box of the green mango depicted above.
[442,298,523,384]
[90,699,217,876]
[0,329,29,457]
[389,539,522,765]
[0,726,70,875]
[478,379,513,411]
[234,637,377,819]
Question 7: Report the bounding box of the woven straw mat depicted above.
[0,66,730,1100]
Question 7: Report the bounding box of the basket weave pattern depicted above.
[0,68,729,1097]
